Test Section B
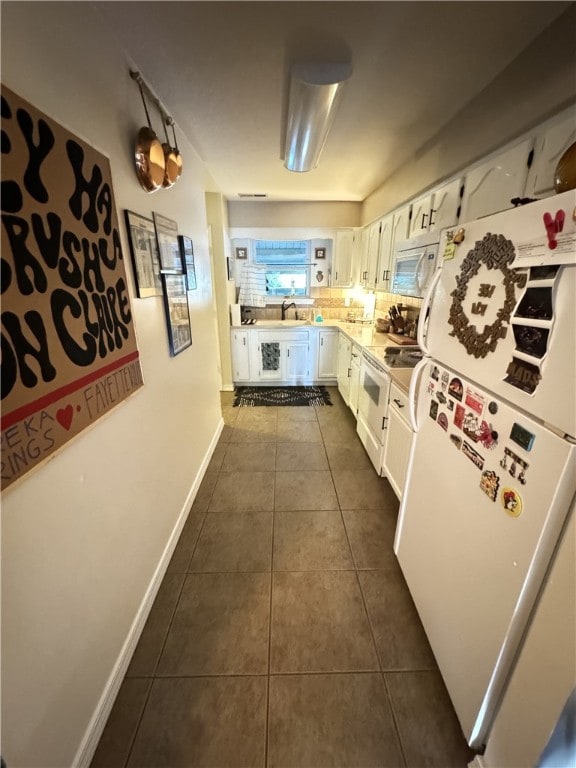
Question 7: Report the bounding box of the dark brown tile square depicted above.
[268,673,403,768]
[324,440,374,471]
[276,405,318,422]
[274,470,338,511]
[90,678,152,768]
[359,569,436,671]
[333,470,398,510]
[126,573,185,677]
[127,676,267,767]
[270,571,378,673]
[273,510,353,571]
[209,471,275,512]
[342,508,399,569]
[276,442,329,471]
[221,442,276,472]
[157,572,270,675]
[189,511,272,572]
[276,419,323,443]
[385,670,474,767]
[231,410,277,443]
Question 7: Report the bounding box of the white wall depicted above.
[1,4,222,766]
[228,200,361,228]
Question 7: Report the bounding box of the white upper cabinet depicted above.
[429,177,463,232]
[375,214,394,291]
[524,110,576,197]
[332,230,355,287]
[408,193,434,238]
[459,138,533,223]
[360,220,381,288]
[391,204,411,251]
[409,178,462,238]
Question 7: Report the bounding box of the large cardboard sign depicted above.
[1,86,144,490]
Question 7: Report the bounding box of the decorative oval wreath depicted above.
[448,233,527,359]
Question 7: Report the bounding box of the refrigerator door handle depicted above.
[417,267,442,353]
[409,358,428,432]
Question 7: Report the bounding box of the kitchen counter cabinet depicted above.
[336,333,352,405]
[348,343,362,417]
[317,329,339,380]
[253,330,311,383]
[231,330,251,381]
[382,382,413,500]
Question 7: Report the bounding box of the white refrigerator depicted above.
[394,191,576,750]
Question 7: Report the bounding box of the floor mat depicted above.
[233,386,333,407]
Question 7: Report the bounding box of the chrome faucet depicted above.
[281,300,296,320]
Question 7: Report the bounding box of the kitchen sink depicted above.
[255,319,310,327]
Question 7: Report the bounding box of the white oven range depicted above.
[356,346,422,474]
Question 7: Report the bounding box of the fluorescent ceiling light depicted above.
[284,62,352,173]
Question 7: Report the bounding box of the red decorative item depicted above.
[543,210,565,249]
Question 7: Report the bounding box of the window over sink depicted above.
[253,240,310,297]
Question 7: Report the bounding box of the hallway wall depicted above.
[1,4,222,766]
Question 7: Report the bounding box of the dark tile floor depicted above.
[91,388,474,768]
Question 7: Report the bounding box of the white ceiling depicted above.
[96,1,570,202]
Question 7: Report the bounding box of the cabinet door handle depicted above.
[429,208,437,227]
[393,398,405,408]
[243,337,246,346]
[335,272,338,281]
[347,368,352,378]
[321,337,324,346]
[421,212,428,229]
[382,416,388,430]
[287,349,290,357]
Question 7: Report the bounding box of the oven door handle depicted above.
[408,358,428,432]
[417,267,441,354]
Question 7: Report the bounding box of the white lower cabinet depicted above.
[317,329,339,379]
[230,330,251,381]
[255,330,311,383]
[382,383,413,499]
[284,341,309,381]
[336,333,352,405]
[348,344,361,416]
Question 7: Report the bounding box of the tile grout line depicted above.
[382,672,409,768]
[264,458,276,768]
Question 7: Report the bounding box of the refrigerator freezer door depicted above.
[425,191,576,438]
[394,362,576,747]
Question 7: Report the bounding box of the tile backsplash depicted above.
[239,287,422,323]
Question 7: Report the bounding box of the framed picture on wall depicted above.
[235,246,248,260]
[315,247,326,260]
[153,212,182,272]
[124,210,162,297]
[161,273,192,356]
[178,235,197,290]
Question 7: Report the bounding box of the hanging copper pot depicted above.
[158,107,179,188]
[134,80,165,193]
[170,119,183,181]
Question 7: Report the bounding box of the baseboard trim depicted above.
[73,418,224,768]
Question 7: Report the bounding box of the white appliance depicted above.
[394,191,576,751]
[356,346,422,474]
[390,230,440,298]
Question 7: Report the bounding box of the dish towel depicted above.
[238,263,267,307]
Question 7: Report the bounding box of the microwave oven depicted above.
[390,230,440,298]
